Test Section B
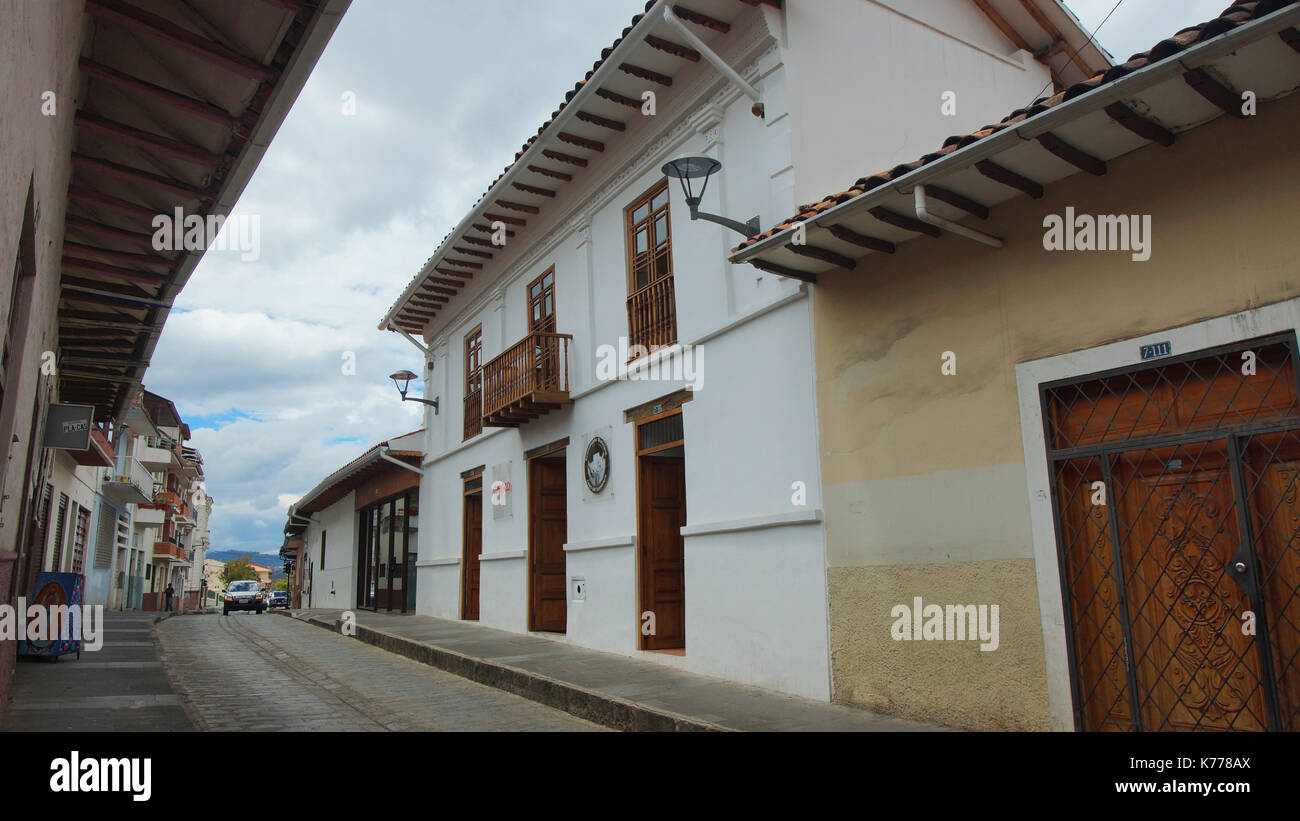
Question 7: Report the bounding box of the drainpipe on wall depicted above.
[662,5,765,117]
[379,447,424,476]
[913,185,1003,248]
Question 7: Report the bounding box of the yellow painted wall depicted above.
[815,90,1300,729]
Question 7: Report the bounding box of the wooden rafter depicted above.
[427,277,466,288]
[974,160,1044,199]
[1281,28,1300,55]
[78,58,235,128]
[63,256,168,286]
[1036,132,1106,176]
[68,185,160,223]
[471,223,516,238]
[483,212,526,227]
[72,153,205,201]
[594,88,642,110]
[1183,67,1246,118]
[542,149,588,168]
[63,242,171,271]
[557,132,604,152]
[441,258,483,269]
[512,182,556,198]
[526,165,573,182]
[970,0,1063,90]
[84,0,276,82]
[75,111,223,167]
[420,284,458,296]
[1103,103,1175,147]
[452,246,494,259]
[787,243,854,270]
[436,267,474,279]
[644,34,700,62]
[65,215,171,253]
[460,236,495,248]
[494,200,540,215]
[869,207,942,238]
[618,63,672,87]
[826,224,895,254]
[749,258,816,283]
[672,5,730,33]
[574,111,626,132]
[924,186,989,220]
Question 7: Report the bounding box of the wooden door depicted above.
[639,455,686,650]
[529,455,567,632]
[1111,443,1266,731]
[462,490,482,620]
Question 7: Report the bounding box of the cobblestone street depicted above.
[157,613,602,732]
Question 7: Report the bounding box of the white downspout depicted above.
[379,447,424,476]
[663,6,763,111]
[913,185,1003,247]
[389,325,429,355]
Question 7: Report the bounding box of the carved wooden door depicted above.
[1047,335,1300,731]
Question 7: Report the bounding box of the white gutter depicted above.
[379,446,424,476]
[663,5,761,104]
[914,185,1002,247]
[729,2,1300,263]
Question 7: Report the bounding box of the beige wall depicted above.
[814,91,1300,729]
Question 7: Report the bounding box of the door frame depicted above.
[461,472,483,620]
[1015,296,1300,731]
[527,445,567,633]
[634,407,686,651]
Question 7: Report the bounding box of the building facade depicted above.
[375,0,1099,699]
[732,0,1300,729]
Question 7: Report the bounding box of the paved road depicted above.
[157,612,603,731]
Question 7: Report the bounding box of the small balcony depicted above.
[134,506,166,526]
[481,331,573,427]
[136,439,175,471]
[103,457,153,505]
[153,540,185,562]
[70,428,116,468]
[626,276,676,356]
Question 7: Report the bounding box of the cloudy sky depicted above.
[141,0,1236,556]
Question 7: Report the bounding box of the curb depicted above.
[283,610,729,732]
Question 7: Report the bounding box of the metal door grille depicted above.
[1043,334,1300,731]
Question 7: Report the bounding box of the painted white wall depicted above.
[302,490,357,609]
[781,0,1054,205]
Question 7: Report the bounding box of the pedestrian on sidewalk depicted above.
[165,583,175,612]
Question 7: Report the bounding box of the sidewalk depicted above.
[0,610,195,732]
[283,608,944,732]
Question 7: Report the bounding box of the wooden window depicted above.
[70,504,90,574]
[625,180,676,353]
[528,267,556,333]
[464,326,483,440]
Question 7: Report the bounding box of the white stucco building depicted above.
[376,0,1105,699]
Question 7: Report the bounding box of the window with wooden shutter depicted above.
[625,180,676,354]
[464,326,483,440]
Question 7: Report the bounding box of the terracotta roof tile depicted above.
[733,0,1295,252]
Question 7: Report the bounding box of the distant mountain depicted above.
[206,550,287,580]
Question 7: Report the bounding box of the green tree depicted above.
[273,578,288,591]
[220,555,259,586]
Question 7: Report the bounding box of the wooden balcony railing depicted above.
[481,331,574,427]
[463,388,483,441]
[626,275,677,356]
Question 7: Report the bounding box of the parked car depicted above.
[268,590,289,609]
[222,580,264,615]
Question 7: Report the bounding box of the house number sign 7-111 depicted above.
[1140,341,1172,361]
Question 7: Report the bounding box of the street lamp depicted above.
[389,369,439,413]
[661,156,759,237]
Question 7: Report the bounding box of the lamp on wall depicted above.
[389,369,439,413]
[662,156,759,237]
